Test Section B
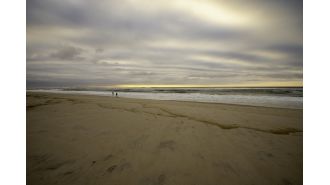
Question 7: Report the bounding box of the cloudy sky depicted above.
[27,0,302,88]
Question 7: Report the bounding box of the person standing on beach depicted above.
[116,92,118,97]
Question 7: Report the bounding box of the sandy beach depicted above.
[27,92,302,185]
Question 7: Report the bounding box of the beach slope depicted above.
[27,92,302,185]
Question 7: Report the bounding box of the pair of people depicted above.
[112,91,118,97]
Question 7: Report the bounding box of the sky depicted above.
[27,0,303,88]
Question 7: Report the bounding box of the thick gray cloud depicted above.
[49,45,85,61]
[27,0,303,88]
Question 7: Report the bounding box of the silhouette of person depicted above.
[116,92,118,97]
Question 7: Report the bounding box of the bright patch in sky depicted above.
[27,0,302,88]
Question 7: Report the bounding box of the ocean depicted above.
[28,87,303,109]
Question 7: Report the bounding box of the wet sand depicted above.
[27,92,303,185]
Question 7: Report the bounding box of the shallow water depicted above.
[28,87,303,109]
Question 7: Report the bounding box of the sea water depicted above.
[28,87,303,109]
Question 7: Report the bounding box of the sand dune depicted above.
[27,92,302,185]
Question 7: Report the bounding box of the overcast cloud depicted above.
[27,0,302,88]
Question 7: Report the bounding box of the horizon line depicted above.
[97,83,303,88]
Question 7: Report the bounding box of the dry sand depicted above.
[27,92,302,185]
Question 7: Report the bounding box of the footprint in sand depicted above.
[158,140,176,151]
[103,154,113,161]
[107,165,117,173]
[257,151,274,161]
[117,162,132,172]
